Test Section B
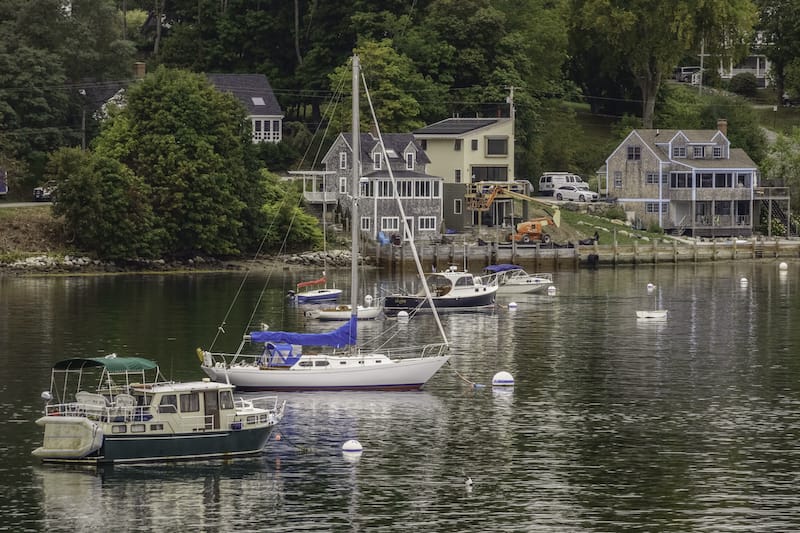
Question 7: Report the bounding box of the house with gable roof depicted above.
[206,74,284,143]
[602,119,771,237]
[413,117,522,232]
[320,132,443,241]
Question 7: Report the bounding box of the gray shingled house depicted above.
[321,132,443,242]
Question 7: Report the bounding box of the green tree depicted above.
[572,0,757,127]
[760,130,800,215]
[48,147,161,259]
[259,171,322,252]
[327,40,430,133]
[755,0,800,105]
[96,66,251,257]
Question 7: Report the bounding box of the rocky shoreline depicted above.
[0,248,373,275]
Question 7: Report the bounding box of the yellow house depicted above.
[414,118,516,232]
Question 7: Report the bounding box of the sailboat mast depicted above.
[350,55,360,317]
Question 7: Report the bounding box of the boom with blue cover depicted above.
[249,316,357,348]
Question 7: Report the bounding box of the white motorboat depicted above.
[33,355,284,464]
[383,265,498,316]
[481,264,554,294]
[198,56,450,391]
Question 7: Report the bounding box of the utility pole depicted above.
[79,89,86,151]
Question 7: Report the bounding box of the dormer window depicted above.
[713,146,722,158]
[339,152,347,170]
[693,146,703,158]
[673,146,686,158]
[406,152,415,170]
[373,153,382,170]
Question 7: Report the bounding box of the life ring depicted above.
[196,347,205,363]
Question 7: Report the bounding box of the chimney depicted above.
[717,118,727,136]
[133,62,146,79]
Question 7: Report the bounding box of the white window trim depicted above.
[373,152,382,170]
[406,152,415,170]
[339,152,347,170]
[381,217,400,232]
[454,198,462,214]
[418,216,437,231]
[360,217,371,231]
[339,177,347,194]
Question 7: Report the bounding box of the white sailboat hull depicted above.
[202,353,450,391]
[309,304,383,321]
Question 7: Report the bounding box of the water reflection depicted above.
[6,263,800,530]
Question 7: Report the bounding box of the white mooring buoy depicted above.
[342,439,363,453]
[547,286,557,295]
[492,371,514,387]
[740,277,748,286]
[508,302,518,309]
[397,310,409,322]
[646,283,656,291]
[779,262,788,271]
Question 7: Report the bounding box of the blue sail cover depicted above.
[484,264,523,273]
[249,316,357,348]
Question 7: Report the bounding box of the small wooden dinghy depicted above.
[636,309,668,319]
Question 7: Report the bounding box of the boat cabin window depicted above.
[180,392,200,413]
[131,424,146,433]
[111,425,127,434]
[220,390,234,410]
[158,394,178,413]
[455,275,473,287]
[299,361,314,367]
[150,423,164,431]
[315,361,330,367]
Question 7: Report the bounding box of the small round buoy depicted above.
[342,439,363,453]
[740,277,748,285]
[779,262,788,271]
[365,294,373,305]
[547,286,557,295]
[646,283,656,291]
[397,311,409,321]
[492,371,514,387]
[508,302,518,309]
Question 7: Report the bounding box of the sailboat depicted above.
[306,294,383,321]
[288,271,343,303]
[198,55,450,391]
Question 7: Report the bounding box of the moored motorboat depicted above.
[481,264,553,294]
[383,265,497,317]
[288,274,343,303]
[33,355,284,465]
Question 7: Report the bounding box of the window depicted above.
[614,171,622,188]
[454,199,462,215]
[418,216,437,230]
[693,146,704,158]
[397,180,413,198]
[471,167,508,181]
[180,393,200,413]
[455,169,462,183]
[737,173,751,188]
[486,137,508,156]
[381,217,399,231]
[420,139,427,150]
[627,145,641,160]
[646,202,668,213]
[414,180,431,198]
[158,395,178,414]
[339,152,347,170]
[251,97,265,106]
[670,172,691,188]
[220,391,234,410]
[646,172,659,184]
[377,180,393,198]
[373,152,382,170]
[471,139,478,151]
[672,146,686,158]
[713,146,722,158]
[131,424,146,433]
[454,139,462,151]
[406,152,415,170]
[361,217,371,231]
[339,177,347,194]
[433,181,440,198]
[360,180,374,197]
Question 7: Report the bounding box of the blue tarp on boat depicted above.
[249,316,357,348]
[483,264,523,274]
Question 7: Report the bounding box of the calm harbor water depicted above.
[2,261,800,531]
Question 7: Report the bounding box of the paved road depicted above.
[0,201,50,208]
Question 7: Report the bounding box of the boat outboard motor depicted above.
[287,289,296,300]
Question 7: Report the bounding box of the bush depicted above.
[729,73,759,97]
